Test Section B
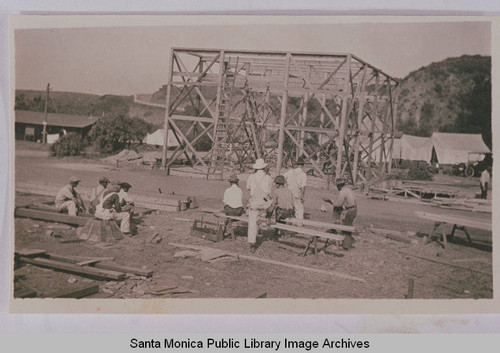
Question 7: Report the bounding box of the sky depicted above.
[14,20,491,96]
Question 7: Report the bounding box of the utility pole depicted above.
[42,83,49,145]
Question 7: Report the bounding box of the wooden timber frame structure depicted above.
[161,48,399,183]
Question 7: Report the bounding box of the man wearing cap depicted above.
[223,174,244,216]
[246,158,273,251]
[323,179,357,250]
[270,175,295,223]
[284,157,307,222]
[118,182,135,213]
[55,176,85,216]
[89,177,109,214]
[94,181,131,235]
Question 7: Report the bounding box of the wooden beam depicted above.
[47,284,99,298]
[19,257,126,281]
[276,53,291,174]
[162,48,175,169]
[94,262,153,277]
[285,218,356,233]
[15,208,89,226]
[415,211,492,231]
[169,242,365,283]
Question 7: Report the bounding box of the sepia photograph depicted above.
[9,16,495,312]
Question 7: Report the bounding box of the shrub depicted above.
[49,132,86,157]
[89,115,155,155]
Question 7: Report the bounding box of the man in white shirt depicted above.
[284,157,307,221]
[480,168,491,199]
[55,176,85,216]
[89,176,109,214]
[118,182,135,213]
[223,174,244,216]
[246,159,273,252]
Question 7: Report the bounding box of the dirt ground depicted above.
[13,146,493,299]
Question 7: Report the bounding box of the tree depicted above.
[89,115,155,155]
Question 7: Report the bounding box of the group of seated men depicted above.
[55,176,134,236]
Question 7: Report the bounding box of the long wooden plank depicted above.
[285,218,356,233]
[47,284,99,298]
[415,211,491,231]
[394,249,492,276]
[272,223,345,242]
[169,242,365,283]
[94,262,153,277]
[15,208,90,226]
[218,214,345,242]
[45,253,152,277]
[19,257,125,281]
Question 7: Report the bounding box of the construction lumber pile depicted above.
[15,207,91,226]
[16,182,196,213]
[15,249,153,293]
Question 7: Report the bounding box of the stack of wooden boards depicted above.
[16,182,196,212]
[15,249,153,298]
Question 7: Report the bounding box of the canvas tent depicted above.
[142,129,180,147]
[431,132,490,165]
[397,134,434,162]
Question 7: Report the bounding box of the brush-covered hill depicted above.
[396,55,491,147]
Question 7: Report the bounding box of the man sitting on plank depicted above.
[55,176,86,216]
[118,182,135,214]
[94,181,131,235]
[223,174,245,216]
[89,176,109,214]
[322,178,357,250]
[268,175,295,238]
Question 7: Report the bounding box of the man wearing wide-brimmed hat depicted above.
[246,158,273,252]
[94,180,131,235]
[55,176,85,216]
[323,178,357,250]
[284,156,307,222]
[223,174,244,216]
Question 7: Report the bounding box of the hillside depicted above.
[396,55,491,147]
[15,55,491,147]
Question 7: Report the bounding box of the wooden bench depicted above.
[215,213,351,256]
[415,211,492,247]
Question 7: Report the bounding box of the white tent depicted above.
[431,132,490,165]
[142,129,180,147]
[398,134,434,162]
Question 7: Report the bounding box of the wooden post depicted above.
[407,278,414,299]
[367,73,380,180]
[162,49,174,170]
[387,82,400,173]
[277,53,291,175]
[335,55,351,178]
[42,83,49,145]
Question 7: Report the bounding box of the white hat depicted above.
[252,158,267,170]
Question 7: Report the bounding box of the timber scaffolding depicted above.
[160,48,400,183]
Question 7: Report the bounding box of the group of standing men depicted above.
[55,176,135,235]
[223,157,357,252]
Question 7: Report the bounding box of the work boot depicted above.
[249,243,256,253]
[342,235,354,250]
